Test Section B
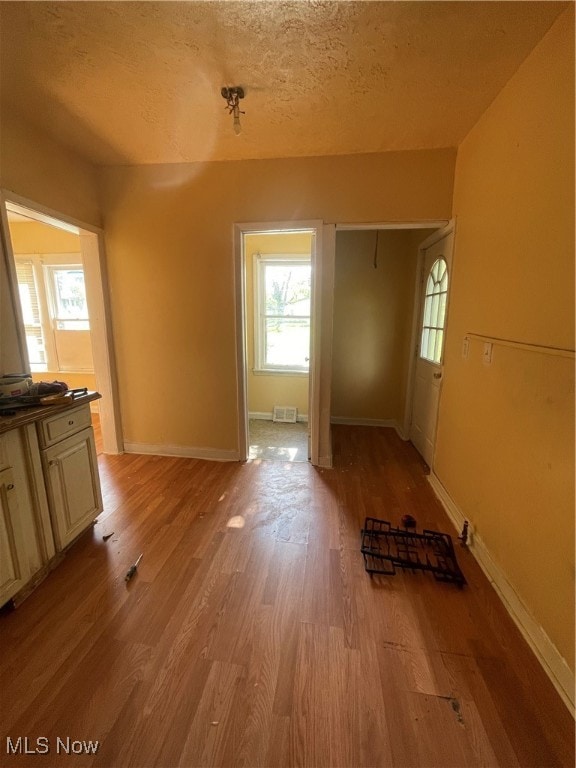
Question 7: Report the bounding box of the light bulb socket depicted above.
[222,85,245,134]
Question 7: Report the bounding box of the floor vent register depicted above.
[272,406,298,423]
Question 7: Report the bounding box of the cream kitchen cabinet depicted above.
[0,466,28,606]
[0,425,55,606]
[39,405,102,551]
[0,393,102,606]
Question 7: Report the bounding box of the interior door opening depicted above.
[1,196,122,455]
[330,223,450,468]
[233,219,329,466]
[243,230,312,463]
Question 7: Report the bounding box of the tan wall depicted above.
[244,232,311,418]
[98,149,455,450]
[0,111,102,228]
[436,8,574,671]
[8,221,82,253]
[331,230,423,423]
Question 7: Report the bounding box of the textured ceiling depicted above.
[0,1,567,166]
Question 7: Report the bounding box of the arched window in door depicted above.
[420,257,448,363]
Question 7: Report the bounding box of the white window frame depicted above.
[253,254,311,375]
[45,263,91,331]
[14,253,91,372]
[419,256,449,364]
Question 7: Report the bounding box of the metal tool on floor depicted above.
[125,553,143,582]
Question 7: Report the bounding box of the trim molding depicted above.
[394,423,410,441]
[428,472,575,714]
[123,442,240,462]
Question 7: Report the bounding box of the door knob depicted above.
[433,372,442,379]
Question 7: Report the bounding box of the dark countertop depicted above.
[0,391,102,435]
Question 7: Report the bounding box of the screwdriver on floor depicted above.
[125,553,143,582]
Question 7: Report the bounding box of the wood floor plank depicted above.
[328,625,394,768]
[441,651,522,767]
[177,660,246,768]
[291,621,332,768]
[1,424,572,768]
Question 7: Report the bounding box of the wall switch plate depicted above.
[462,337,469,360]
[483,342,493,365]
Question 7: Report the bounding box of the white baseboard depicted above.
[123,442,240,462]
[428,471,575,714]
[249,411,308,423]
[395,423,410,441]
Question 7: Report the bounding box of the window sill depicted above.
[252,368,309,378]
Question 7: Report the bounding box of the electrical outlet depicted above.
[462,337,469,360]
[483,342,493,365]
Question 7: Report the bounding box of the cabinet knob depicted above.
[6,483,14,490]
[68,420,74,426]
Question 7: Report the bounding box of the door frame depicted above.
[0,189,123,454]
[234,220,324,465]
[404,219,455,460]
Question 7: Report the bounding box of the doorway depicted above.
[234,220,323,464]
[329,221,452,469]
[0,194,122,454]
[243,231,312,462]
[5,207,96,388]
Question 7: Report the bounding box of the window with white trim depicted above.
[254,255,311,374]
[45,266,90,331]
[420,257,448,364]
[14,255,92,372]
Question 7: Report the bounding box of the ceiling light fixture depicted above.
[221,86,245,136]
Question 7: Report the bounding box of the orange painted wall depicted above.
[0,111,101,228]
[331,229,425,424]
[98,149,455,451]
[435,8,574,673]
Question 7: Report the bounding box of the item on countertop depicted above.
[0,387,88,414]
[29,381,69,396]
[0,375,32,399]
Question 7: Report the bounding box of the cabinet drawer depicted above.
[37,404,92,448]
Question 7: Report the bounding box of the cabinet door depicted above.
[0,467,28,605]
[44,427,103,550]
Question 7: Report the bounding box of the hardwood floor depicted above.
[1,426,573,767]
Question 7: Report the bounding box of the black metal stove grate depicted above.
[361,517,466,587]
